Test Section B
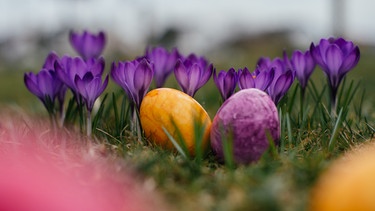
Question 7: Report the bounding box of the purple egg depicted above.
[210,88,280,164]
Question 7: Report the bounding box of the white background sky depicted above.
[0,0,374,52]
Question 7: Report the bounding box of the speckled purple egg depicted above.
[210,88,280,164]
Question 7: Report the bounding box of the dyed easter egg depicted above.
[310,141,375,211]
[210,88,280,164]
[140,88,211,155]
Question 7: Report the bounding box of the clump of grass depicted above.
[85,71,374,211]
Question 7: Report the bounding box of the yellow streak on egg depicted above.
[140,88,211,155]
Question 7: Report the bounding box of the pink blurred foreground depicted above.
[0,111,169,211]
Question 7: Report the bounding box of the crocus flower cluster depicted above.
[24,52,67,120]
[25,30,108,136]
[25,29,360,140]
[55,56,108,112]
[215,56,295,104]
[111,49,213,110]
[238,66,275,92]
[210,37,360,111]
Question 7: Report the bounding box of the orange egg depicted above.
[310,141,375,211]
[140,88,211,155]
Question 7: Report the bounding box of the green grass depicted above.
[93,75,374,210]
[1,43,375,211]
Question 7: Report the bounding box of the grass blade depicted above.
[162,126,188,159]
[286,112,293,146]
[221,128,235,170]
[92,93,108,133]
[328,108,344,152]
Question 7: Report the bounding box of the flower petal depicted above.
[146,47,170,87]
[74,75,86,98]
[256,57,272,72]
[174,60,189,91]
[222,68,237,99]
[304,51,316,74]
[238,68,255,89]
[340,46,360,74]
[90,57,105,76]
[134,59,153,107]
[98,75,109,97]
[310,42,327,71]
[166,48,181,70]
[325,44,343,76]
[213,69,223,91]
[187,63,202,96]
[271,70,294,103]
[24,72,42,98]
[55,60,71,88]
[293,50,316,88]
[43,51,60,70]
[70,30,106,60]
[334,37,354,55]
[71,57,88,78]
[123,61,137,91]
[197,63,213,89]
[292,50,305,74]
[255,67,274,91]
[37,70,55,99]
[134,59,153,91]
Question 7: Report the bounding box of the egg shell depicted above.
[210,88,280,164]
[140,88,211,155]
[310,141,375,211]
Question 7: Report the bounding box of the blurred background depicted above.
[0,0,374,114]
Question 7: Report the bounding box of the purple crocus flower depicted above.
[55,56,107,136]
[55,56,105,103]
[25,70,61,113]
[24,52,66,114]
[74,72,108,113]
[174,54,213,97]
[238,67,275,92]
[145,47,181,88]
[110,58,154,109]
[75,71,108,137]
[69,30,106,60]
[257,57,286,74]
[42,52,68,106]
[213,68,238,101]
[310,37,360,111]
[183,54,209,70]
[256,57,295,104]
[256,57,273,72]
[268,69,295,104]
[289,50,316,90]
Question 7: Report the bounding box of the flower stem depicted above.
[300,86,306,123]
[49,113,57,131]
[87,110,92,137]
[58,103,65,128]
[132,110,142,143]
[330,86,338,118]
